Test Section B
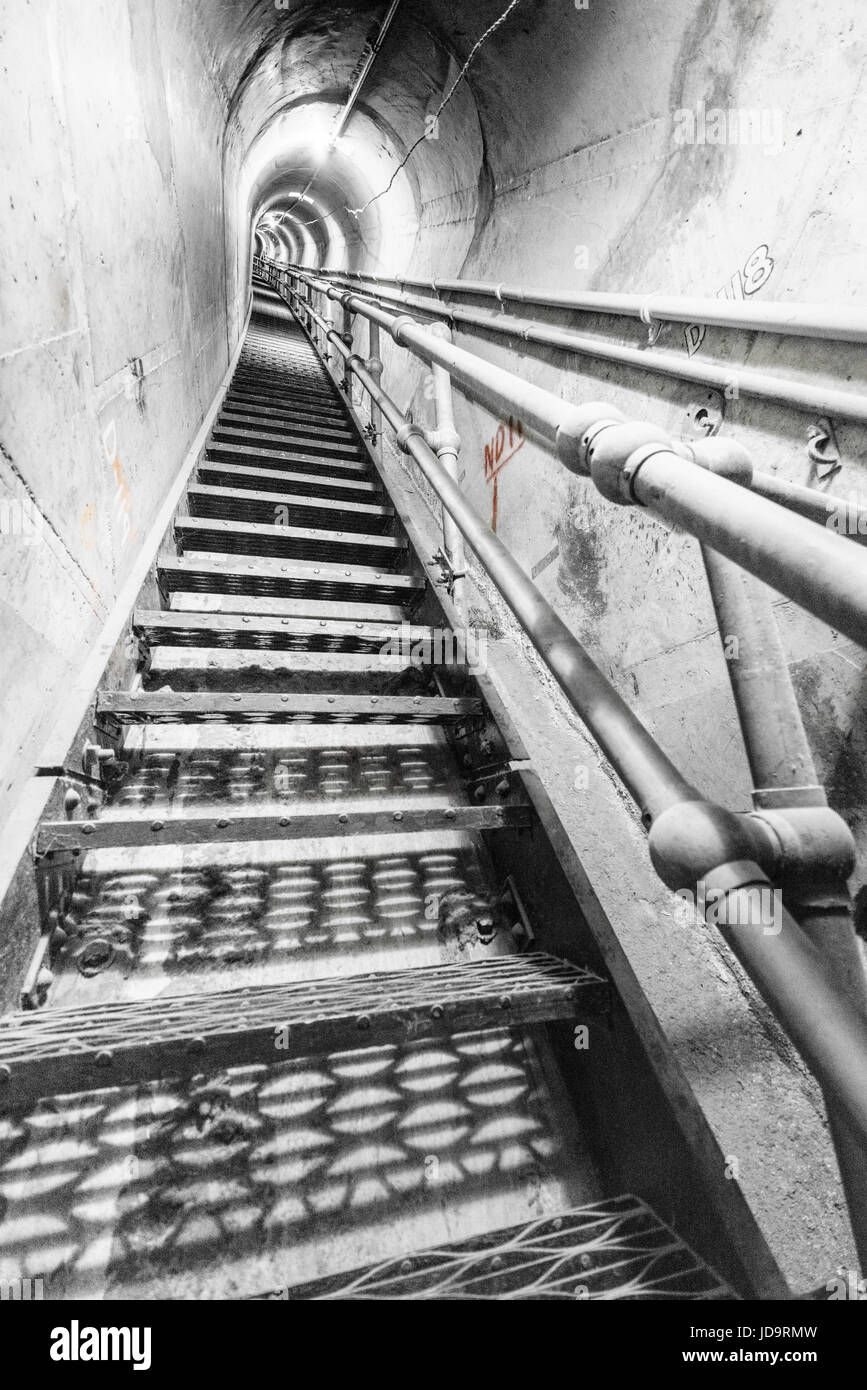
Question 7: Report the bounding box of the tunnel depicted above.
[1,0,867,1320]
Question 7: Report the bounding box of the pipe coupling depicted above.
[675,436,754,486]
[554,403,625,475]
[586,422,674,505]
[749,804,856,888]
[424,425,461,456]
[396,421,425,453]
[648,799,773,891]
[366,355,383,378]
[390,314,419,347]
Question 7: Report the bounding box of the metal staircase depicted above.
[0,283,741,1300]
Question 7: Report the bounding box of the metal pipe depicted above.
[428,324,467,621]
[302,271,867,427]
[629,450,867,649]
[298,262,867,345]
[713,876,867,1142]
[751,470,867,539]
[794,897,867,1272]
[701,552,823,799]
[300,274,867,651]
[367,320,384,457]
[702,548,867,1265]
[332,0,402,144]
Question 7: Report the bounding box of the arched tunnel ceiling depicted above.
[187,0,536,274]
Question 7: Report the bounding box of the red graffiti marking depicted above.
[484,416,524,482]
[484,417,524,531]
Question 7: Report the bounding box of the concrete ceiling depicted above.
[187,0,516,271]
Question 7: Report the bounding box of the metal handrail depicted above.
[257,256,867,1262]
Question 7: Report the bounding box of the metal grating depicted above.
[197,460,381,502]
[189,483,392,532]
[263,1195,735,1300]
[175,516,405,567]
[157,555,424,604]
[133,610,433,654]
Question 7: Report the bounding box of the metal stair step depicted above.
[0,954,604,1109]
[205,441,369,477]
[213,424,360,457]
[175,515,405,567]
[209,433,365,464]
[96,690,480,724]
[35,801,532,856]
[157,554,424,606]
[223,393,348,422]
[228,380,342,409]
[196,461,382,503]
[217,410,354,441]
[133,609,434,653]
[264,1195,733,1301]
[221,394,349,426]
[187,483,393,532]
[143,647,419,691]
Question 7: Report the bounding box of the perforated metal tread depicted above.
[0,954,606,1109]
[133,609,433,653]
[188,482,392,528]
[158,553,424,604]
[175,515,405,567]
[259,1195,735,1300]
[197,459,382,501]
[205,440,369,477]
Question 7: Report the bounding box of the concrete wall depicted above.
[0,0,236,827]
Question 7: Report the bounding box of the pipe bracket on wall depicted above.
[679,389,725,440]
